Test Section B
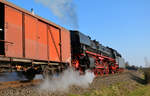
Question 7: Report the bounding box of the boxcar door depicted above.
[48,26,61,62]
[37,21,48,60]
[24,14,38,59]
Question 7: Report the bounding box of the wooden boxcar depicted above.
[0,0,71,79]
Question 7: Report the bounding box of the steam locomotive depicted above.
[0,0,125,80]
[70,31,125,75]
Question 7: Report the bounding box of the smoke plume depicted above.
[39,68,95,92]
[34,0,78,29]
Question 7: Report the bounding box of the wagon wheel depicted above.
[23,69,35,80]
[98,68,104,76]
[42,66,53,79]
[94,68,104,76]
[100,69,104,76]
[94,68,98,76]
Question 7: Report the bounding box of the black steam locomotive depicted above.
[70,31,125,75]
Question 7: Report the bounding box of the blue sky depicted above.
[7,0,150,67]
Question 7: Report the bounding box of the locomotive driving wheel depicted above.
[94,68,104,76]
[98,69,104,76]
[104,64,109,75]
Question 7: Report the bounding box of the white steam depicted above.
[34,0,78,29]
[39,68,95,92]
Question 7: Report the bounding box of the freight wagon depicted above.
[0,0,71,79]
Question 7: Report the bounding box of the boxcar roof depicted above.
[0,0,67,30]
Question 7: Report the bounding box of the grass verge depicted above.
[69,81,150,96]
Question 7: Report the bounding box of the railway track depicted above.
[0,79,42,90]
[0,69,128,90]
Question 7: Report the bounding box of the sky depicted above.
[7,0,150,67]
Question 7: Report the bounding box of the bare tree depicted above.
[144,57,150,67]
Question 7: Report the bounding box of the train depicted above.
[0,0,125,80]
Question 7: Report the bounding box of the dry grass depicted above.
[69,70,150,96]
[69,81,144,96]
